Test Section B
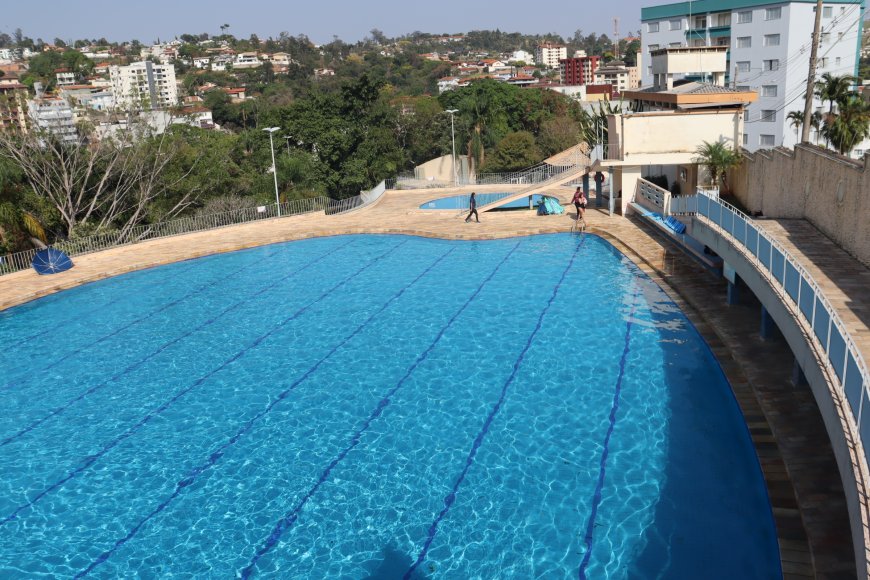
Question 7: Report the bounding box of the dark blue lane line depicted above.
[1,249,288,393]
[14,260,203,346]
[577,287,641,580]
[0,241,354,448]
[0,239,401,529]
[240,240,524,579]
[76,245,456,578]
[403,235,587,580]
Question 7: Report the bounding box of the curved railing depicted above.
[691,191,870,466]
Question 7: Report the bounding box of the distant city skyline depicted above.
[2,0,646,45]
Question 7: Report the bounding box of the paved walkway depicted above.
[2,187,865,578]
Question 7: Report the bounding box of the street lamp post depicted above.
[444,109,459,186]
[263,127,281,216]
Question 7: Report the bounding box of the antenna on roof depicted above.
[613,17,620,61]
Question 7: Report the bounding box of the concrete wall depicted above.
[610,110,741,160]
[414,154,471,183]
[730,145,870,267]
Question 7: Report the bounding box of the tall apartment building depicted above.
[559,55,601,85]
[27,84,78,144]
[109,61,178,111]
[535,42,567,69]
[0,79,28,133]
[641,0,864,151]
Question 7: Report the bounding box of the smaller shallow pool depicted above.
[420,193,544,210]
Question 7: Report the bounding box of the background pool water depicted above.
[0,234,781,579]
[419,193,543,210]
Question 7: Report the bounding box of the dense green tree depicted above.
[480,131,541,172]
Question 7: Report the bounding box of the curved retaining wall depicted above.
[691,217,870,576]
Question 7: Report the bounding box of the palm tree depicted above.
[786,110,803,140]
[821,94,870,155]
[810,111,824,145]
[693,141,741,192]
[815,73,857,115]
[0,203,47,250]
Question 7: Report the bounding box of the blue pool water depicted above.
[419,193,543,210]
[0,234,781,578]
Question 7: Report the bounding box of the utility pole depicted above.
[801,0,824,143]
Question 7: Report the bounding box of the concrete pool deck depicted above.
[2,185,866,578]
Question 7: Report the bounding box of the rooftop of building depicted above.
[642,0,862,20]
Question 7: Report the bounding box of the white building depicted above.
[192,57,211,69]
[641,0,863,151]
[55,70,77,86]
[28,85,78,144]
[109,61,178,111]
[233,52,261,69]
[535,42,567,69]
[594,61,632,93]
[508,50,535,64]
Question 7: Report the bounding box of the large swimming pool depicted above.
[0,234,780,578]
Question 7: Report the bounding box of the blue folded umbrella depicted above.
[32,248,74,275]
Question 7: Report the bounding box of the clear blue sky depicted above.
[2,0,646,45]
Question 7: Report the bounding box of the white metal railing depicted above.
[693,191,870,467]
[590,142,623,162]
[0,196,338,276]
[635,178,672,215]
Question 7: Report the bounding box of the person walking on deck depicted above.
[571,187,587,220]
[465,191,480,223]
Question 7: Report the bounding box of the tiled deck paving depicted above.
[2,187,866,578]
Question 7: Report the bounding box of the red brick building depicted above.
[559,56,601,86]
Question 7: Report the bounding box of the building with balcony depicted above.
[535,42,567,69]
[590,47,757,214]
[0,82,28,133]
[593,61,632,94]
[641,0,864,151]
[559,56,600,85]
[27,85,78,144]
[109,61,178,111]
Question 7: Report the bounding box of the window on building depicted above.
[818,57,828,68]
[823,6,833,17]
[694,17,707,29]
[743,133,749,146]
[737,85,751,91]
[760,110,776,122]
[765,7,782,20]
[760,134,776,147]
[737,10,753,23]
[716,13,731,26]
[836,57,842,67]
[717,38,730,47]
[647,22,660,33]
[761,85,778,97]
[669,19,682,30]
[736,36,752,48]
[763,34,781,47]
[763,59,780,71]
[648,44,660,53]
[669,42,682,48]
[736,61,751,73]
[855,149,864,157]
[820,32,830,45]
